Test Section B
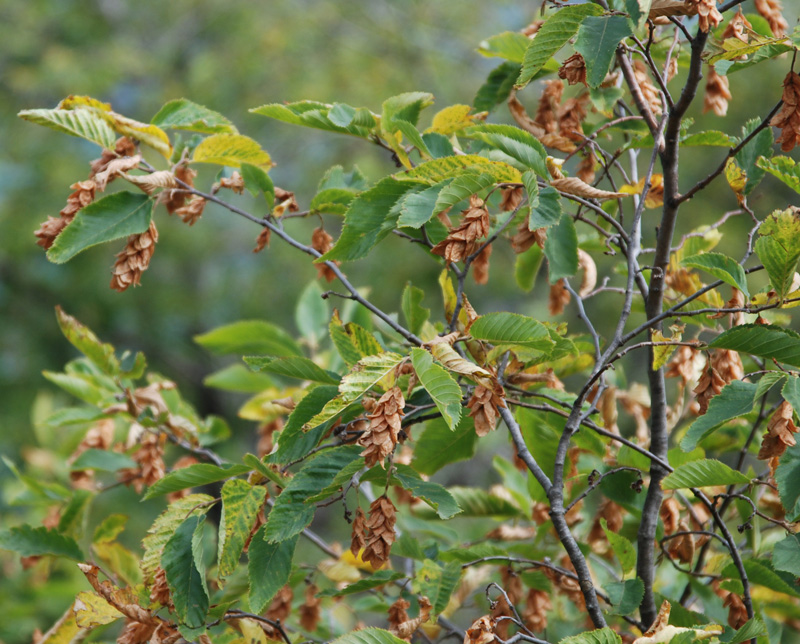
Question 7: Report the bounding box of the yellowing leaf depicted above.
[73,591,123,628]
[651,324,683,371]
[429,342,494,388]
[58,96,172,158]
[318,557,362,583]
[632,600,723,644]
[619,175,664,208]
[236,617,273,644]
[426,105,483,135]
[37,602,85,644]
[193,133,272,168]
[341,547,386,572]
[725,158,747,197]
[238,387,302,421]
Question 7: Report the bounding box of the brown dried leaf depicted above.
[576,152,596,185]
[93,155,142,192]
[253,227,271,253]
[124,170,178,195]
[508,91,546,138]
[548,279,571,316]
[649,0,698,18]
[212,171,245,195]
[390,597,432,641]
[577,249,597,297]
[550,176,627,201]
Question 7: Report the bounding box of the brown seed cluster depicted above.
[431,195,490,263]
[523,589,551,633]
[311,226,339,282]
[299,584,321,632]
[633,60,664,116]
[358,387,405,468]
[688,0,722,32]
[120,430,166,494]
[467,384,506,436]
[754,0,788,37]
[703,67,731,117]
[110,221,159,292]
[510,224,546,254]
[68,419,115,490]
[558,53,587,86]
[771,72,800,152]
[721,9,752,43]
[692,354,726,415]
[361,495,397,569]
[758,400,798,461]
[548,279,571,316]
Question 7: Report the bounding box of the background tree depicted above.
[3,2,800,644]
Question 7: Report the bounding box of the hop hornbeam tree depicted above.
[5,1,800,644]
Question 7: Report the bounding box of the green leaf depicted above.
[423,486,522,518]
[218,479,267,579]
[310,188,355,215]
[709,324,800,368]
[329,628,409,644]
[396,183,446,228]
[433,173,497,216]
[558,628,622,644]
[773,534,800,577]
[410,348,463,430]
[412,416,478,475]
[574,16,632,88]
[141,494,214,585]
[758,155,800,193]
[722,558,800,598]
[161,515,209,629]
[474,61,521,113]
[295,281,330,348]
[318,570,404,596]
[682,253,749,297]
[735,119,773,196]
[776,442,800,521]
[729,618,767,644]
[708,34,790,65]
[47,192,152,264]
[528,185,562,229]
[55,307,120,375]
[515,244,544,292]
[662,459,750,490]
[625,0,653,29]
[413,559,462,615]
[322,177,424,262]
[203,364,274,393]
[544,213,579,283]
[93,514,128,544]
[329,312,382,368]
[681,381,757,451]
[151,99,237,134]
[248,529,298,613]
[781,375,800,410]
[240,163,274,204]
[192,133,271,168]
[390,464,462,519]
[244,355,339,385]
[264,446,362,542]
[194,320,302,357]
[242,454,289,488]
[478,32,531,63]
[463,124,548,177]
[601,518,636,575]
[401,154,522,184]
[70,449,137,472]
[516,3,604,87]
[401,284,430,336]
[306,458,365,503]
[755,208,800,300]
[470,312,554,351]
[251,101,377,138]
[382,92,434,130]
[143,463,251,500]
[681,131,736,147]
[19,106,117,149]
[0,525,83,561]
[268,385,339,464]
[605,578,644,616]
